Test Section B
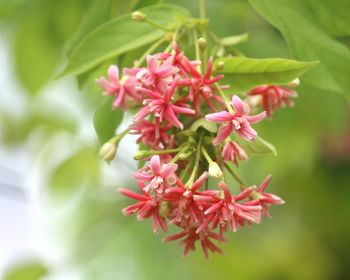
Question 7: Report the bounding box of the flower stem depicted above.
[110,128,129,144]
[134,146,185,160]
[186,133,204,187]
[135,36,167,67]
[215,83,234,114]
[169,144,192,163]
[199,0,206,19]
[224,162,246,187]
[201,145,213,164]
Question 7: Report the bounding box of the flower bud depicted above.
[133,150,148,160]
[99,142,117,163]
[208,162,223,178]
[197,37,207,50]
[131,11,146,22]
[216,61,225,71]
[287,78,300,87]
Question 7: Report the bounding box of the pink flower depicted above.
[163,227,224,258]
[194,183,261,235]
[118,183,167,233]
[206,95,266,144]
[254,175,285,221]
[221,141,248,167]
[248,85,297,118]
[156,42,199,77]
[129,120,172,149]
[180,57,225,111]
[132,55,178,89]
[97,65,139,111]
[163,172,209,225]
[134,155,178,196]
[134,77,195,130]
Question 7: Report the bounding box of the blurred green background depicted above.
[0,0,349,279]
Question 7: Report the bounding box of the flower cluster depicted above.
[97,42,296,257]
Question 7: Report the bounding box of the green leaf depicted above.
[50,147,100,195]
[4,261,48,280]
[64,0,112,57]
[135,0,163,9]
[249,0,350,99]
[239,136,277,156]
[59,4,190,77]
[93,96,124,144]
[215,57,318,92]
[14,8,58,94]
[191,118,217,133]
[306,0,350,37]
[221,33,248,46]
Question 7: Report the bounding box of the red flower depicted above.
[97,65,140,111]
[163,227,224,258]
[206,95,266,144]
[254,175,285,221]
[248,85,297,118]
[134,155,178,197]
[221,141,248,167]
[118,183,167,233]
[134,77,195,130]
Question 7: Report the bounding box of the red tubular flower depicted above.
[97,65,140,111]
[221,141,248,167]
[129,120,172,149]
[134,77,195,130]
[164,172,209,226]
[163,227,224,258]
[180,57,225,112]
[134,155,178,196]
[118,183,167,234]
[194,183,261,235]
[254,175,285,221]
[131,55,178,90]
[248,85,297,118]
[206,95,266,144]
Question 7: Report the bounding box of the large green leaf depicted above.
[64,0,112,57]
[4,261,48,280]
[307,0,350,37]
[215,57,317,92]
[14,8,58,94]
[59,4,190,77]
[239,136,277,156]
[93,96,124,144]
[249,0,350,99]
[50,147,100,195]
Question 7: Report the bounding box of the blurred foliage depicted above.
[0,0,350,279]
[3,261,48,280]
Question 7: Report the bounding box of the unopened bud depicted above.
[133,150,148,160]
[208,162,223,178]
[287,78,300,87]
[216,61,225,71]
[131,11,146,22]
[197,37,207,50]
[99,142,117,163]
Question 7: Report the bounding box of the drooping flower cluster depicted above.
[97,42,296,257]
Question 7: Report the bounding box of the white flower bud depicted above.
[197,37,207,50]
[99,142,117,163]
[131,11,146,22]
[287,78,300,87]
[208,162,223,178]
[216,61,225,71]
